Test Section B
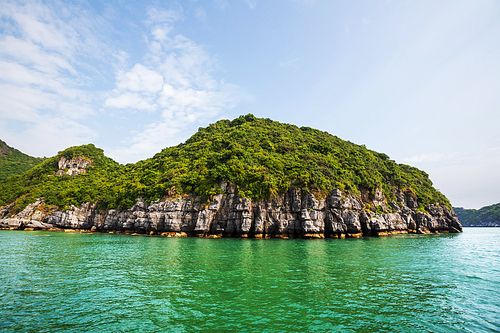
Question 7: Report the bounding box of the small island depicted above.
[0,115,462,238]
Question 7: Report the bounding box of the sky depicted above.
[0,0,499,209]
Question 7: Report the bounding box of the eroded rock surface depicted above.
[0,187,462,237]
[55,156,92,176]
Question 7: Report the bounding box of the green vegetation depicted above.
[454,203,500,226]
[0,144,120,213]
[0,115,451,213]
[0,140,45,182]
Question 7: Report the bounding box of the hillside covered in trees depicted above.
[0,140,44,182]
[0,115,451,214]
[454,203,500,227]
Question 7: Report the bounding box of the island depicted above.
[454,204,500,227]
[0,114,462,238]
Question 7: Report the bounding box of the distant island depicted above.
[0,114,462,238]
[453,204,500,227]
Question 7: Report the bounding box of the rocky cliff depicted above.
[0,184,462,238]
[55,156,92,176]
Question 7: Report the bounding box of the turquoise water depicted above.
[0,229,499,332]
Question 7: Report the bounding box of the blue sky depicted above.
[0,0,499,209]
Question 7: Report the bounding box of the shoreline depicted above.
[0,226,456,239]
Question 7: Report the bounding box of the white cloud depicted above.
[3,5,72,54]
[214,0,229,10]
[115,64,164,93]
[5,117,98,158]
[0,0,110,156]
[0,1,248,162]
[104,91,158,112]
[0,60,80,99]
[105,7,250,162]
[109,122,182,163]
[0,36,76,75]
[404,152,445,163]
[146,7,183,24]
[195,8,207,22]
[244,0,257,9]
[146,7,182,42]
[151,25,172,42]
[279,57,301,69]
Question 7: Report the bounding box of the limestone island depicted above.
[0,115,462,238]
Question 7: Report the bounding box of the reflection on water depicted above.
[0,229,499,332]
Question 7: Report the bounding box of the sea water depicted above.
[0,228,499,332]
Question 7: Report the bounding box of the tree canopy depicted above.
[454,203,500,226]
[0,115,451,213]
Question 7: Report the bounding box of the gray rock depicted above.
[55,156,92,176]
[0,187,462,237]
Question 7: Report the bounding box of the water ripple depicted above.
[0,229,499,332]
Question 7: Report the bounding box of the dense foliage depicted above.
[0,144,119,213]
[0,140,44,182]
[454,203,500,226]
[0,115,451,213]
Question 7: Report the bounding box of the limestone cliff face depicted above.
[55,156,92,176]
[0,186,462,237]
